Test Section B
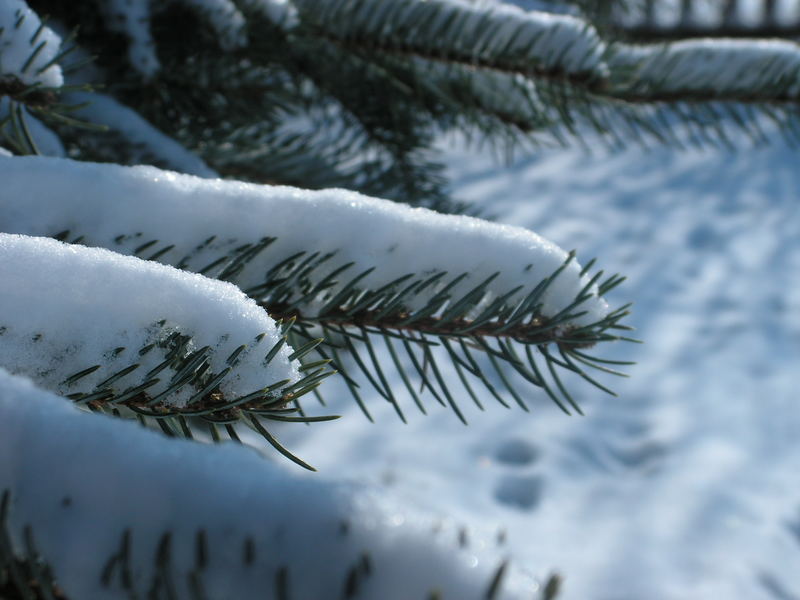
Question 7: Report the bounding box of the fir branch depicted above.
[26,0,800,177]
[0,154,635,421]
[0,22,106,156]
[290,0,800,147]
[295,0,609,89]
[47,227,631,420]
[59,324,336,425]
[0,76,57,109]
[0,233,338,465]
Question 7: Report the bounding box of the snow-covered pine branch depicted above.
[0,369,536,600]
[296,0,609,84]
[610,39,800,101]
[0,155,632,422]
[0,1,117,159]
[289,0,800,146]
[0,233,338,466]
[290,0,800,102]
[14,0,800,200]
[0,0,69,155]
[9,0,800,173]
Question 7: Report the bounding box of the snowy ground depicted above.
[276,133,800,599]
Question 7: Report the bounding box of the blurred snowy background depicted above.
[278,128,800,599]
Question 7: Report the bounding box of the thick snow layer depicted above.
[614,38,800,96]
[0,155,609,327]
[0,369,536,600]
[0,0,63,87]
[0,234,298,406]
[65,91,218,177]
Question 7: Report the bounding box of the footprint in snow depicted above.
[493,438,539,466]
[494,475,544,511]
[492,438,543,511]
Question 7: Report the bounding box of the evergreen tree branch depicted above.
[0,156,634,421]
[295,0,608,91]
[22,0,800,182]
[0,233,336,464]
[288,0,800,148]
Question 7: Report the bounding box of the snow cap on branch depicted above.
[0,0,63,88]
[300,0,609,79]
[0,368,534,599]
[613,38,800,96]
[0,155,610,328]
[0,233,299,406]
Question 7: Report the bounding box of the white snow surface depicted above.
[0,234,298,406]
[0,0,63,87]
[270,129,800,600]
[0,155,609,327]
[0,368,536,600]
